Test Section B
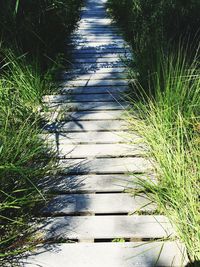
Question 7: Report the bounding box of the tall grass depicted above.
[107,0,200,88]
[107,0,200,263]
[127,49,200,262]
[0,0,83,70]
[0,51,56,262]
[0,0,83,262]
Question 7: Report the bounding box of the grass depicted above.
[127,47,200,263]
[107,0,200,263]
[0,1,83,262]
[0,0,83,70]
[0,51,57,262]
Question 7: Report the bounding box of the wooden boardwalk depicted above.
[21,0,187,266]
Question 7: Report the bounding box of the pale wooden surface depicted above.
[60,86,128,94]
[60,157,153,174]
[38,215,173,240]
[24,0,187,266]
[44,120,129,132]
[39,174,151,193]
[20,242,188,267]
[41,131,139,144]
[43,93,123,102]
[42,194,155,215]
[58,143,146,158]
[45,101,128,111]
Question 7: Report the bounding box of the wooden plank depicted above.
[73,40,126,46]
[64,67,127,74]
[71,36,124,41]
[71,62,126,69]
[45,102,128,112]
[60,157,153,174]
[60,86,128,94]
[72,45,126,52]
[43,94,123,103]
[72,58,123,63]
[43,120,128,133]
[78,23,117,28]
[20,242,188,267]
[75,30,120,35]
[36,215,173,240]
[72,48,129,54]
[58,143,146,158]
[60,79,127,87]
[41,131,140,144]
[42,110,124,121]
[79,18,113,24]
[72,35,124,40]
[77,26,118,31]
[38,174,150,193]
[41,194,155,215]
[61,72,128,80]
[71,53,130,60]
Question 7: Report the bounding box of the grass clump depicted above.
[127,49,200,262]
[107,0,200,263]
[0,0,83,70]
[0,0,83,262]
[0,51,56,262]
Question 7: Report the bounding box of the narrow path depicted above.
[22,1,186,266]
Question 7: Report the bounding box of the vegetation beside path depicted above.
[0,0,83,263]
[107,0,200,264]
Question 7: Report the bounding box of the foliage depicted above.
[0,51,57,260]
[0,0,83,261]
[127,48,200,262]
[107,0,200,88]
[0,0,83,69]
[108,0,200,263]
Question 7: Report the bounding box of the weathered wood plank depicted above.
[41,194,155,215]
[72,57,123,63]
[64,67,127,75]
[43,93,123,103]
[62,73,127,80]
[60,86,128,94]
[45,101,128,111]
[36,215,173,240]
[79,18,113,24]
[42,110,124,121]
[60,157,153,174]
[20,242,188,267]
[71,36,124,41]
[72,35,124,40]
[58,143,146,158]
[60,79,127,87]
[75,30,120,35]
[41,131,139,144]
[71,62,126,69]
[39,174,149,193]
[71,53,130,60]
[72,48,129,54]
[43,120,128,132]
[73,41,126,47]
